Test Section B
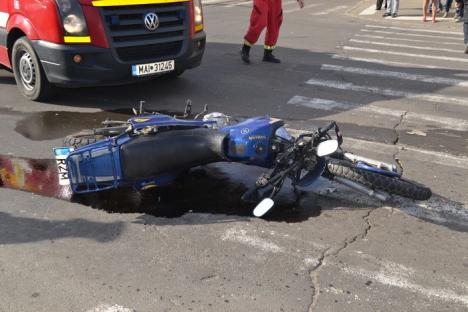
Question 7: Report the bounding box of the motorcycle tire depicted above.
[63,130,106,148]
[326,159,432,200]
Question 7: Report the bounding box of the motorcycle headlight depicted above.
[192,0,204,32]
[55,0,90,42]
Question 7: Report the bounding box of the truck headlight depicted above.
[55,0,90,42]
[63,14,86,34]
[193,0,204,32]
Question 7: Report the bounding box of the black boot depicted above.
[240,44,251,64]
[263,49,281,63]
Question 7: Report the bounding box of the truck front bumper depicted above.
[32,32,205,87]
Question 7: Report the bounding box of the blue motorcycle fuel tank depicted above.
[220,116,284,167]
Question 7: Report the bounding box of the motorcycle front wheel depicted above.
[325,159,432,200]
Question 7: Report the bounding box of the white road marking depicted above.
[366,24,463,36]
[342,46,468,63]
[0,12,9,28]
[355,34,464,46]
[361,28,462,41]
[284,3,320,13]
[290,127,468,169]
[225,0,251,7]
[359,5,376,15]
[287,96,468,131]
[320,64,468,87]
[221,227,285,253]
[305,78,468,107]
[202,0,231,4]
[282,0,303,7]
[345,137,468,169]
[349,39,461,54]
[384,15,453,20]
[342,265,468,306]
[311,5,348,15]
[86,304,135,312]
[331,54,450,70]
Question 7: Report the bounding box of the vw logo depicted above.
[144,12,159,31]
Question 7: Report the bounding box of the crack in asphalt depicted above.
[309,209,374,311]
[392,112,408,174]
[308,247,330,312]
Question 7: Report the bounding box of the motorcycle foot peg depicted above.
[253,198,275,217]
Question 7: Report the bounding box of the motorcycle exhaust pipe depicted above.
[334,177,389,201]
[344,153,396,173]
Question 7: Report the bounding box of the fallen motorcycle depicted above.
[54,102,432,217]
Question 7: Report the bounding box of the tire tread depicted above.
[326,159,432,200]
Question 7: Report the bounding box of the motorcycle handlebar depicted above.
[318,121,337,136]
[317,121,343,146]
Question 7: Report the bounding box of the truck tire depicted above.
[11,37,56,101]
[326,159,432,201]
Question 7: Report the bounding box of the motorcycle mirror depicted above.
[316,140,339,157]
[253,198,275,217]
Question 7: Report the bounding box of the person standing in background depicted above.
[442,0,453,17]
[423,0,438,22]
[464,0,468,53]
[376,0,387,10]
[240,0,305,64]
[454,0,464,22]
[383,0,399,17]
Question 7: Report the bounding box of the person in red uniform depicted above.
[241,0,305,64]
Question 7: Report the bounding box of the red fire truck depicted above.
[0,0,205,100]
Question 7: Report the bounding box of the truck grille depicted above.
[100,3,188,62]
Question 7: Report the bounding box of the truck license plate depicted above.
[132,60,175,76]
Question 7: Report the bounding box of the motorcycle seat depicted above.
[120,128,227,180]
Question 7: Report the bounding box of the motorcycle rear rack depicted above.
[66,142,122,193]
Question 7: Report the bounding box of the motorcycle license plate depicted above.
[131,60,175,76]
[53,147,73,186]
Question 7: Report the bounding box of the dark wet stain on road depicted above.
[14,109,199,141]
[14,110,133,141]
[0,154,321,223]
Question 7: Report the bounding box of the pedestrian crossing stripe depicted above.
[305,78,468,107]
[342,46,468,63]
[349,39,462,54]
[365,24,464,36]
[355,34,463,46]
[320,64,468,87]
[331,55,450,70]
[287,96,468,131]
[361,28,462,41]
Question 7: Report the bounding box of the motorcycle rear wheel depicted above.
[326,159,432,200]
[63,130,106,148]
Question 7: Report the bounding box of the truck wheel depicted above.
[12,37,56,101]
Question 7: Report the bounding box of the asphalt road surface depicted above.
[1,0,468,311]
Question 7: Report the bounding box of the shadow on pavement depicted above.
[1,42,467,229]
[0,211,124,245]
[1,152,466,232]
